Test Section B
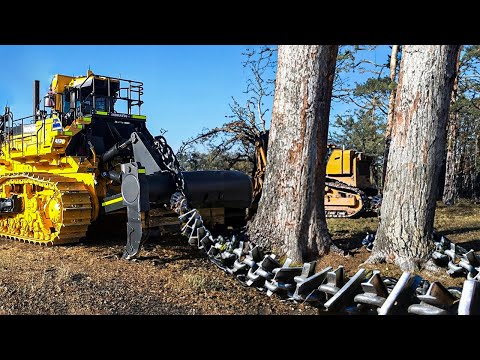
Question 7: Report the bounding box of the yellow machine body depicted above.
[0,70,133,245]
[326,148,374,190]
[0,70,253,254]
[0,73,104,244]
[324,147,377,217]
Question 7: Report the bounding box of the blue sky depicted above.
[0,45,391,151]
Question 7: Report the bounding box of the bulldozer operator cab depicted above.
[60,75,120,125]
[2,70,146,162]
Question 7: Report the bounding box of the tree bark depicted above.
[475,135,480,201]
[442,47,463,205]
[457,130,467,197]
[247,45,338,263]
[369,45,460,271]
[381,45,400,192]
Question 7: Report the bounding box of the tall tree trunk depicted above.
[369,45,460,271]
[457,133,467,197]
[475,134,480,201]
[443,47,463,205]
[248,45,338,263]
[381,45,400,192]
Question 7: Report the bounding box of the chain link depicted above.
[153,135,186,198]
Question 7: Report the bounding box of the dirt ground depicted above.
[0,201,478,315]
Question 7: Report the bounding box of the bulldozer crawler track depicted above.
[324,178,367,218]
[0,173,92,245]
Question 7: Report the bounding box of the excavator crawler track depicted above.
[0,173,93,245]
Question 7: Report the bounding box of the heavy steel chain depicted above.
[152,135,187,205]
[150,136,480,315]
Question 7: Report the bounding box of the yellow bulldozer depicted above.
[0,69,378,261]
[0,71,252,258]
[251,132,380,218]
[324,144,380,217]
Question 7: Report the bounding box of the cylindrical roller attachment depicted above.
[102,138,132,163]
[146,172,176,203]
[146,170,252,209]
[182,170,252,209]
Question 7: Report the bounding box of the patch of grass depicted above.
[183,273,224,293]
[327,215,378,251]
[327,216,378,237]
[434,200,480,246]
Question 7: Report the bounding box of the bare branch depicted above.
[177,46,275,171]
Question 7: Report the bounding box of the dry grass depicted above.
[183,273,224,293]
[0,230,318,315]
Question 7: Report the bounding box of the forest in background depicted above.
[176,45,480,204]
